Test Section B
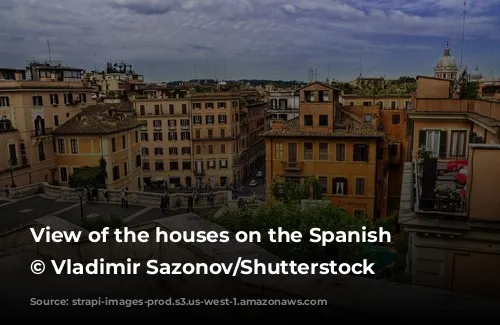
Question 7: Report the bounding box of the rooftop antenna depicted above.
[194,63,198,79]
[47,40,52,64]
[460,0,466,68]
[359,58,363,78]
[327,64,331,83]
[314,68,318,81]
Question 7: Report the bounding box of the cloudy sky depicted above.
[0,0,499,82]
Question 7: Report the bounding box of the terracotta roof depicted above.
[259,108,385,138]
[52,104,145,135]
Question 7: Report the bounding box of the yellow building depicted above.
[52,104,144,190]
[261,82,389,218]
[133,93,193,187]
[83,61,144,97]
[0,64,93,187]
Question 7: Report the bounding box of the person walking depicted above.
[187,194,194,213]
[124,187,129,208]
[164,191,170,211]
[120,189,125,207]
[160,196,166,215]
[4,184,9,198]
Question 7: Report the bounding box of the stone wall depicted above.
[0,213,499,316]
[6,182,230,208]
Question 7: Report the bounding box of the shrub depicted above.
[68,166,105,188]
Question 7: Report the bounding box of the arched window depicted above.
[34,115,46,136]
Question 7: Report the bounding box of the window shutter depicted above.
[418,130,426,148]
[344,178,348,195]
[440,131,447,157]
[332,178,337,194]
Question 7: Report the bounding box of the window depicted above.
[362,101,371,106]
[38,142,45,161]
[354,210,365,218]
[142,161,150,171]
[153,120,162,128]
[218,115,227,124]
[319,115,328,127]
[304,115,313,126]
[154,105,161,115]
[205,102,214,109]
[57,139,65,153]
[349,101,354,106]
[167,120,176,129]
[391,101,396,109]
[169,104,174,114]
[182,160,191,170]
[208,130,213,139]
[170,161,179,171]
[182,147,191,155]
[60,167,68,182]
[180,119,190,128]
[181,131,190,140]
[155,161,164,171]
[208,145,213,154]
[141,132,148,141]
[63,94,72,105]
[182,104,187,114]
[70,139,78,154]
[207,160,216,169]
[112,166,120,181]
[318,177,327,194]
[135,155,141,168]
[405,101,411,109]
[219,159,228,169]
[196,145,201,155]
[140,105,145,115]
[355,178,365,195]
[135,130,138,143]
[221,144,225,154]
[79,93,87,103]
[390,143,398,156]
[111,138,116,152]
[142,147,149,156]
[304,91,314,102]
[123,161,128,176]
[392,114,400,124]
[218,102,226,109]
[332,178,347,195]
[154,132,163,141]
[122,135,126,149]
[54,115,59,126]
[50,94,59,105]
[289,144,298,164]
[364,114,372,123]
[0,96,10,107]
[303,143,313,160]
[275,143,284,159]
[192,103,201,110]
[195,129,201,138]
[336,144,345,161]
[353,144,369,162]
[419,130,444,157]
[206,115,214,124]
[32,95,43,106]
[220,129,225,138]
[319,143,328,160]
[156,147,165,155]
[450,130,467,157]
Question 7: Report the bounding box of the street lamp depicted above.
[76,186,85,222]
[7,158,16,188]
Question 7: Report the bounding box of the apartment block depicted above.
[0,62,93,187]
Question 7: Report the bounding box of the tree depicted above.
[211,201,371,263]
[270,177,322,202]
[459,80,479,99]
[68,165,106,188]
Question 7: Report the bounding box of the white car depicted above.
[256,171,263,178]
[249,180,258,187]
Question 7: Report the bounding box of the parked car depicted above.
[256,171,263,178]
[249,179,258,187]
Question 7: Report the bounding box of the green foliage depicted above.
[270,177,322,202]
[459,80,479,99]
[417,145,434,161]
[211,201,371,263]
[82,214,124,231]
[68,166,105,188]
[374,214,399,234]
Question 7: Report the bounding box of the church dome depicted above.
[435,47,457,72]
[469,66,483,81]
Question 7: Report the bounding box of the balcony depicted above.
[282,161,303,171]
[181,125,190,130]
[195,170,204,176]
[168,125,177,130]
[31,128,52,138]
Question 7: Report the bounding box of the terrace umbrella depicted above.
[446,160,468,172]
[455,173,467,185]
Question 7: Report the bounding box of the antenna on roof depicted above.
[327,64,331,83]
[314,68,318,81]
[359,58,363,78]
[460,0,466,68]
[47,40,52,64]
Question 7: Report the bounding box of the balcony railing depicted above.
[195,170,204,176]
[31,128,53,138]
[282,161,303,171]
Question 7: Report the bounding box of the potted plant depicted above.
[434,186,463,212]
[417,145,434,164]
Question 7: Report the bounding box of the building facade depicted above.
[261,82,393,219]
[52,104,144,191]
[0,63,93,187]
[266,90,300,122]
[342,94,413,110]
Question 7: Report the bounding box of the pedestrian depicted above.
[92,186,98,201]
[120,189,125,207]
[103,185,109,202]
[164,191,170,211]
[4,184,9,198]
[209,190,215,207]
[124,187,129,208]
[187,194,194,212]
[160,196,166,215]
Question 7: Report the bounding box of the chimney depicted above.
[14,71,24,81]
[270,119,284,131]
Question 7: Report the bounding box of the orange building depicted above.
[261,82,394,219]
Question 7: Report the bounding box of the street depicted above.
[239,170,267,197]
